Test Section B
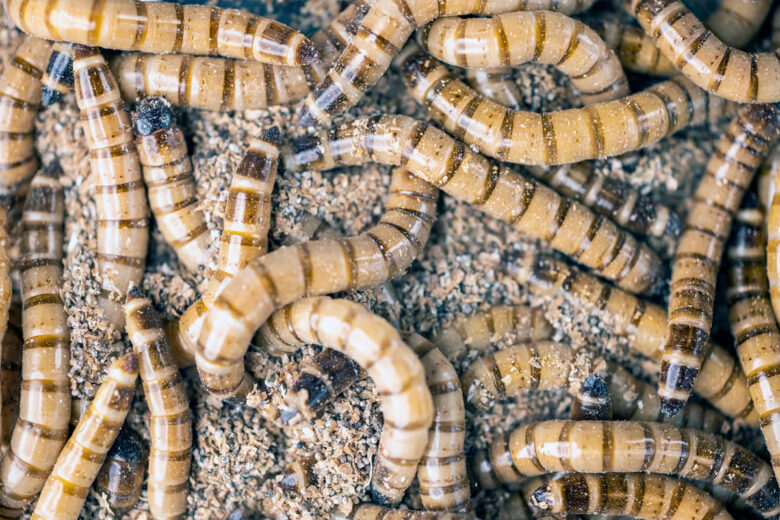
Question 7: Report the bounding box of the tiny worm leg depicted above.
[571,373,613,421]
[595,22,676,77]
[464,68,522,110]
[703,0,772,48]
[94,427,146,513]
[40,42,73,107]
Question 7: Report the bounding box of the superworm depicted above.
[399,49,734,166]
[661,104,780,417]
[0,36,51,208]
[421,11,630,104]
[40,42,73,107]
[464,68,522,110]
[627,0,780,103]
[167,125,281,367]
[284,114,662,294]
[507,252,759,424]
[764,148,780,322]
[93,426,146,513]
[703,0,772,48]
[595,22,677,76]
[0,164,70,517]
[30,352,138,520]
[6,0,318,66]
[726,195,780,483]
[470,420,780,517]
[193,166,437,400]
[134,97,209,274]
[125,287,192,520]
[73,45,148,327]
[529,473,733,520]
[331,504,467,519]
[571,373,612,421]
[296,0,597,125]
[0,304,22,454]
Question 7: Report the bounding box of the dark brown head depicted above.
[133,97,174,136]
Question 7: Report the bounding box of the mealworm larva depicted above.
[167,125,281,367]
[30,352,138,520]
[0,304,22,453]
[758,144,780,213]
[193,167,437,401]
[0,164,70,517]
[134,97,209,274]
[279,456,316,493]
[0,206,9,441]
[125,287,192,520]
[296,0,597,125]
[73,45,148,327]
[627,0,780,103]
[40,42,73,107]
[94,426,146,513]
[6,0,318,66]
[726,195,780,484]
[430,305,553,362]
[69,398,90,428]
[529,473,733,520]
[507,252,759,425]
[661,104,780,417]
[399,49,734,166]
[421,11,629,104]
[703,0,772,48]
[403,332,469,513]
[571,373,612,421]
[0,36,51,208]
[470,419,780,517]
[595,22,677,77]
[331,504,468,519]
[284,114,662,294]
[464,68,522,110]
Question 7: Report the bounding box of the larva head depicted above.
[260,125,282,147]
[133,97,174,136]
[528,483,555,512]
[399,48,450,93]
[740,104,780,140]
[41,45,74,107]
[283,133,326,172]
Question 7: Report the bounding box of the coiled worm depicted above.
[464,68,521,110]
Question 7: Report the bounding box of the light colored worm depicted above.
[30,353,137,520]
[93,427,146,513]
[331,504,468,519]
[0,165,70,517]
[571,373,612,421]
[6,0,317,66]
[704,0,773,48]
[507,252,759,425]
[764,145,780,323]
[421,11,630,104]
[134,97,209,274]
[464,68,521,110]
[40,42,73,107]
[0,304,21,455]
[73,45,148,327]
[662,104,780,417]
[125,287,192,520]
[595,21,676,76]
[0,205,8,446]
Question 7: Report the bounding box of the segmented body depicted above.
[464,68,521,110]
[30,353,138,520]
[0,207,9,433]
[571,374,612,421]
[703,0,772,48]
[94,427,146,513]
[6,0,317,66]
[40,42,73,107]
[595,22,676,76]
[758,143,780,214]
[662,104,780,417]
[0,304,22,453]
[125,288,192,520]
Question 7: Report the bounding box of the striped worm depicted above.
[703,0,772,48]
[661,104,780,417]
[6,0,317,66]
[73,45,148,327]
[595,22,677,76]
[470,420,780,517]
[727,195,780,483]
[279,456,315,493]
[529,473,733,520]
[0,164,70,517]
[69,398,90,429]
[0,304,21,454]
[765,145,780,322]
[571,373,612,421]
[296,0,597,125]
[134,97,209,274]
[94,427,146,513]
[125,287,192,520]
[30,352,138,520]
[331,505,468,519]
[284,115,662,294]
[464,68,521,110]
[40,42,73,107]
[627,0,780,103]
[421,11,630,104]
[193,167,437,400]
[167,125,281,367]
[400,49,734,166]
[507,252,759,424]
[0,207,9,436]
[431,304,553,362]
[758,143,780,213]
[0,36,51,208]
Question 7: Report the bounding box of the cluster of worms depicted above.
[0,0,779,518]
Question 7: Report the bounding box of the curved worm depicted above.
[0,165,70,517]
[40,42,73,107]
[125,287,192,520]
[464,68,522,110]
[6,0,317,66]
[134,97,209,274]
[0,304,21,454]
[595,22,676,76]
[507,252,759,424]
[627,0,780,103]
[193,167,437,400]
[703,0,772,48]
[94,426,146,513]
[0,36,50,208]
[571,373,612,421]
[399,48,734,166]
[661,104,780,417]
[284,114,662,294]
[73,45,148,327]
[30,353,138,520]
[421,11,629,104]
[331,504,467,519]
[471,419,780,517]
[764,148,780,323]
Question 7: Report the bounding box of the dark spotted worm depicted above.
[571,373,612,421]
